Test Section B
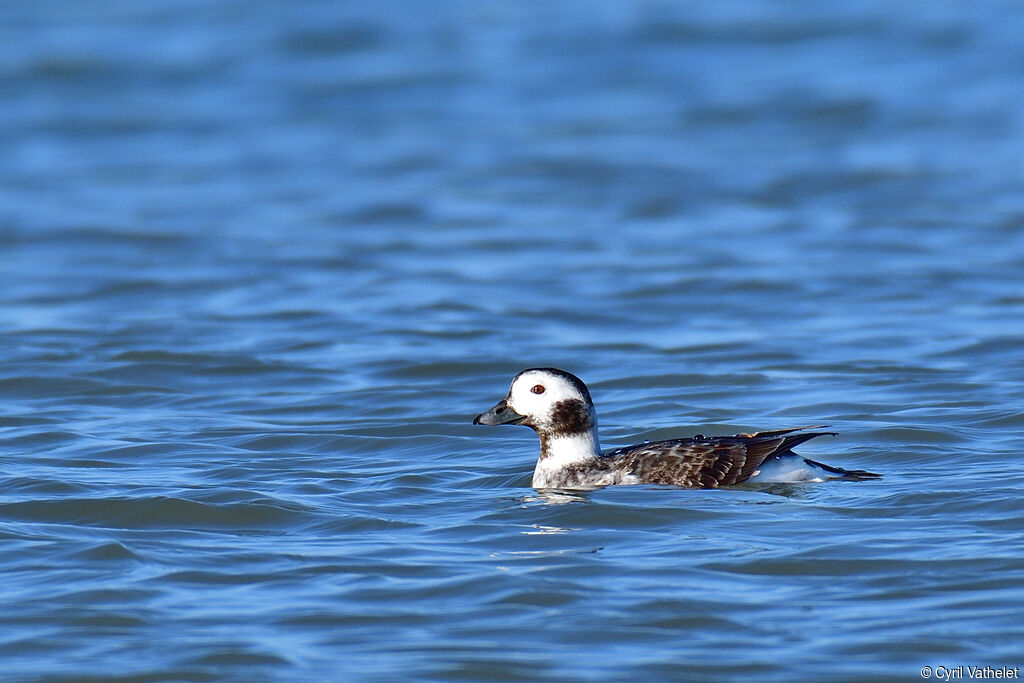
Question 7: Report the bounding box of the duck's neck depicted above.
[533,428,601,487]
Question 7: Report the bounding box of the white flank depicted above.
[748,455,827,483]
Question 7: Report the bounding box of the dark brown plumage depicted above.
[609,427,836,488]
[548,399,594,437]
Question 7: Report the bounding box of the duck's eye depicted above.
[530,384,545,394]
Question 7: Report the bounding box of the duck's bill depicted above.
[473,399,527,426]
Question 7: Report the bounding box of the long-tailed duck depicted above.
[473,367,880,489]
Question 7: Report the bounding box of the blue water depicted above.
[2,1,1024,680]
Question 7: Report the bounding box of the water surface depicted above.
[2,1,1024,680]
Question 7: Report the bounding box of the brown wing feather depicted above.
[734,425,830,438]
[609,427,836,489]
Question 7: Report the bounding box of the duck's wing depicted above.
[732,425,831,439]
[610,427,837,488]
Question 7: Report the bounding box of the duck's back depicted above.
[600,427,836,489]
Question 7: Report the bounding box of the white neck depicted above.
[532,430,601,488]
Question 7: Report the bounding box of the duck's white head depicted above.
[473,368,600,467]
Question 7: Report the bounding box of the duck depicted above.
[473,367,880,490]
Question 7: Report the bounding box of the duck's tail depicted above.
[745,426,882,480]
[802,457,882,481]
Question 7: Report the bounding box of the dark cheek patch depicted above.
[550,399,593,436]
